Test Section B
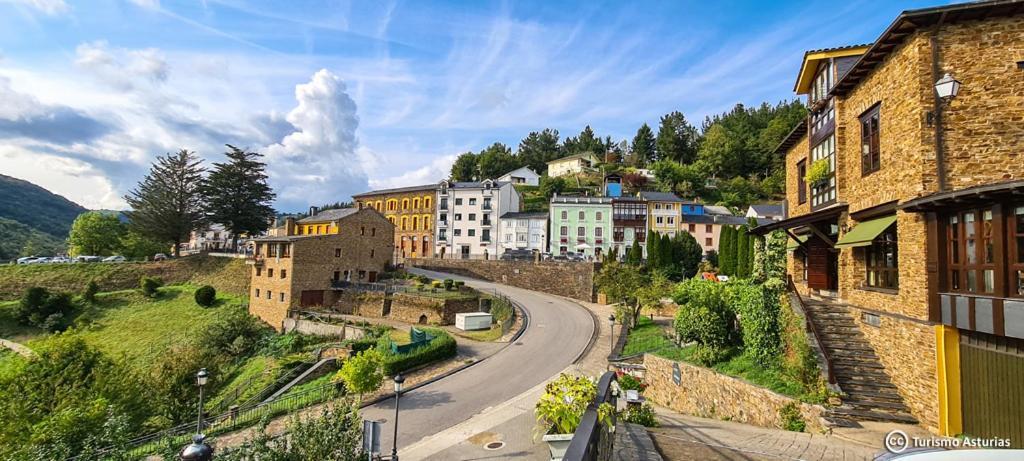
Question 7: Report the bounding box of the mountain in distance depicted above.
[0,173,89,260]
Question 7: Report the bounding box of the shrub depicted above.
[779,402,806,432]
[443,279,454,291]
[196,306,272,357]
[623,403,658,427]
[140,276,163,297]
[194,285,217,307]
[380,330,456,376]
[617,373,645,392]
[15,287,76,331]
[489,297,513,323]
[334,350,383,397]
[729,282,781,368]
[454,280,465,289]
[82,280,100,304]
[430,280,443,290]
[416,275,430,284]
[672,280,737,354]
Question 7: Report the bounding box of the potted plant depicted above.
[534,373,613,460]
[805,159,831,187]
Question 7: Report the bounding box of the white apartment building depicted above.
[499,211,548,253]
[435,179,521,259]
[181,223,237,253]
[497,166,541,186]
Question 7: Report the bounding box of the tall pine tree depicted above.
[626,239,643,266]
[630,123,657,168]
[203,145,277,250]
[124,150,206,257]
[656,111,700,165]
[647,231,661,268]
[677,231,703,279]
[517,129,561,174]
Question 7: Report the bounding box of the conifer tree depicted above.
[719,226,735,275]
[647,231,661,268]
[736,225,751,278]
[124,150,206,257]
[630,123,657,167]
[626,239,643,266]
[203,145,276,250]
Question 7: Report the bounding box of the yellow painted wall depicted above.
[935,325,962,436]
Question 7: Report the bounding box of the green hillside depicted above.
[0,174,88,259]
[0,218,67,260]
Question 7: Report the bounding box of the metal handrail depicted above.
[787,275,836,384]
[563,371,618,461]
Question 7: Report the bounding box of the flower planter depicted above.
[542,433,574,460]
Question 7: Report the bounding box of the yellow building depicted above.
[353,184,436,260]
[640,191,684,237]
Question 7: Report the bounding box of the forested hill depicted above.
[0,174,87,259]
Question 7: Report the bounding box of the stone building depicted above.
[548,195,613,258]
[352,184,436,261]
[759,1,1024,443]
[434,179,520,259]
[247,207,394,331]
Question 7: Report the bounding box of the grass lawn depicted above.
[625,317,816,402]
[206,355,282,411]
[389,329,411,345]
[28,285,245,370]
[457,324,503,342]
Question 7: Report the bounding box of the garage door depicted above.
[960,330,1024,448]
[299,290,325,308]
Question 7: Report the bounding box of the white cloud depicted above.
[263,69,368,211]
[0,145,121,209]
[128,0,159,9]
[74,40,169,89]
[368,153,455,190]
[4,0,68,15]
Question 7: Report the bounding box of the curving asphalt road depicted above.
[359,268,596,455]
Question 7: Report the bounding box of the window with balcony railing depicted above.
[810,134,836,209]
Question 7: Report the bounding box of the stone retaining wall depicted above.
[389,293,479,325]
[643,354,827,433]
[407,258,599,302]
[281,318,368,339]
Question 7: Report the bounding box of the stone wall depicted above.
[408,258,599,302]
[388,293,479,325]
[330,291,387,317]
[354,187,436,260]
[281,318,368,340]
[643,354,827,433]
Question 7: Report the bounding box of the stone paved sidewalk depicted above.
[649,406,884,461]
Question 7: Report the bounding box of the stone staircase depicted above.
[802,294,918,426]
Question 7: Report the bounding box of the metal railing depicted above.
[72,382,344,460]
[787,275,836,384]
[563,371,618,461]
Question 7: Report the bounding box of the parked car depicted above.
[75,255,101,263]
[29,257,50,264]
[153,253,168,261]
[102,255,127,263]
[48,256,71,264]
[16,256,39,264]
[500,249,535,261]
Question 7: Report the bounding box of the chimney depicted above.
[284,217,296,236]
[309,206,319,217]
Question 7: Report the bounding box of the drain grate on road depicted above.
[484,441,505,451]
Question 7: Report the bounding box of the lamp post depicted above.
[609,314,616,353]
[180,368,212,461]
[391,373,405,461]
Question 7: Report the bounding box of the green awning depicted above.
[835,215,897,249]
[786,234,808,252]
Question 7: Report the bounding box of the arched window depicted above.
[424,197,432,209]
[423,215,431,230]
[413,198,420,209]
[375,200,382,210]
[412,216,419,230]
[402,199,409,210]
[401,217,408,230]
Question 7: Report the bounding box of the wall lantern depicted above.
[934,73,962,102]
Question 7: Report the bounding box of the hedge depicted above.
[381,330,457,376]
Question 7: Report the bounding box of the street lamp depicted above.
[934,73,962,103]
[391,373,406,461]
[195,368,209,435]
[609,314,616,354]
[180,369,212,461]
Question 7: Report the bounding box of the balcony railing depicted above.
[481,220,492,226]
[613,233,625,242]
[482,203,492,210]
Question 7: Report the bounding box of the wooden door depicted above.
[806,237,831,290]
[960,331,1024,447]
[299,290,324,308]
[368,271,377,283]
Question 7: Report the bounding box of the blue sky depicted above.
[0,0,938,211]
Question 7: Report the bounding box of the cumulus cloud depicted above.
[263,69,368,211]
